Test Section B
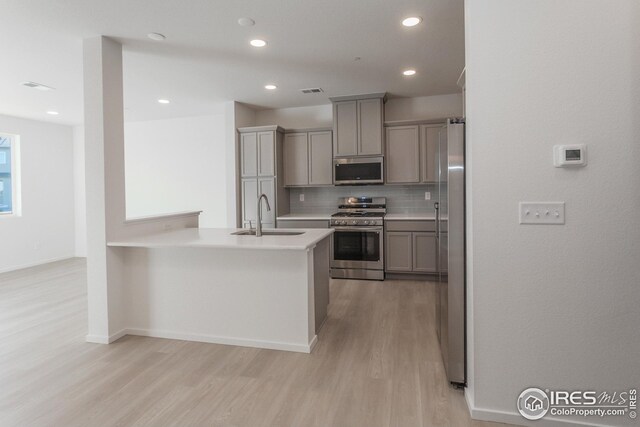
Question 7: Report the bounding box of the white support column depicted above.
[83,36,127,343]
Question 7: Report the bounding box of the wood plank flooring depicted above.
[0,259,512,427]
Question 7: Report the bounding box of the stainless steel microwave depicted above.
[333,156,384,185]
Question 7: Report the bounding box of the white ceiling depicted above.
[0,0,464,125]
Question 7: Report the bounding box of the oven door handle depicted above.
[332,226,383,233]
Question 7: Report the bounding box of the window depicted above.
[0,134,18,215]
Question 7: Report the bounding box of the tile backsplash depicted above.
[289,185,438,214]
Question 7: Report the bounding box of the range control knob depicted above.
[341,220,347,225]
[352,220,358,225]
[364,220,370,225]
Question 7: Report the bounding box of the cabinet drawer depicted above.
[385,220,435,232]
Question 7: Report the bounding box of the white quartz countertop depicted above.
[385,213,437,221]
[277,213,332,220]
[107,228,334,251]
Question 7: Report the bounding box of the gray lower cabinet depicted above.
[283,130,333,187]
[241,177,275,228]
[385,232,413,272]
[277,219,330,229]
[385,220,438,274]
[412,232,437,273]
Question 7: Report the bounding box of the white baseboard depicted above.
[85,328,127,344]
[124,328,315,353]
[0,255,76,274]
[466,394,615,427]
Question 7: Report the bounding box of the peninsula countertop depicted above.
[107,227,334,251]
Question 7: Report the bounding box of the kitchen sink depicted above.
[231,230,305,236]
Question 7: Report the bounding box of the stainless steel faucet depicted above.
[256,193,271,237]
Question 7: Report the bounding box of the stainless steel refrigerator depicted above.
[435,118,466,387]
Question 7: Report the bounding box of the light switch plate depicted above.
[424,192,431,200]
[299,194,304,202]
[519,202,565,225]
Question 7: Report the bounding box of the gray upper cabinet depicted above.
[283,133,308,186]
[308,131,333,186]
[386,125,420,184]
[333,101,358,156]
[420,124,441,183]
[358,98,384,156]
[240,132,258,177]
[257,131,275,176]
[331,93,385,157]
[283,129,333,187]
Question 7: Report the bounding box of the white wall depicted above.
[225,101,256,227]
[124,114,227,228]
[255,104,332,128]
[254,94,462,128]
[384,93,462,121]
[73,125,86,257]
[465,1,640,426]
[0,114,75,273]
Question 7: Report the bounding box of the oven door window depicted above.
[333,230,380,261]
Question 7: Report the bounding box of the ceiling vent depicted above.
[21,81,55,91]
[300,88,324,94]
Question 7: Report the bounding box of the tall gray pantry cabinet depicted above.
[237,126,289,228]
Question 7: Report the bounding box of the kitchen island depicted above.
[107,227,333,353]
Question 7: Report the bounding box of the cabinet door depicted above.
[333,101,358,156]
[421,125,441,183]
[308,131,333,186]
[241,178,258,225]
[240,132,257,177]
[385,232,413,272]
[258,177,276,228]
[358,98,383,155]
[283,133,309,186]
[413,232,438,273]
[386,125,420,184]
[257,131,275,176]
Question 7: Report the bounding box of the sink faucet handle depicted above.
[249,220,254,230]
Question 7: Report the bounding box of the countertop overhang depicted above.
[107,228,334,251]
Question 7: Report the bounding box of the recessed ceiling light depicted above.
[238,17,255,27]
[21,81,55,91]
[402,17,422,27]
[157,99,170,104]
[147,33,166,41]
[264,84,277,90]
[250,39,267,47]
[46,111,59,115]
[403,69,417,76]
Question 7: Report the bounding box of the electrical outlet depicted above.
[424,192,431,201]
[519,202,565,224]
[299,194,305,202]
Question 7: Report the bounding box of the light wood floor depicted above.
[0,259,512,427]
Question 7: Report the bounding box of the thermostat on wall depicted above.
[554,144,587,167]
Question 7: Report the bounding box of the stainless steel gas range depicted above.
[330,197,386,281]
